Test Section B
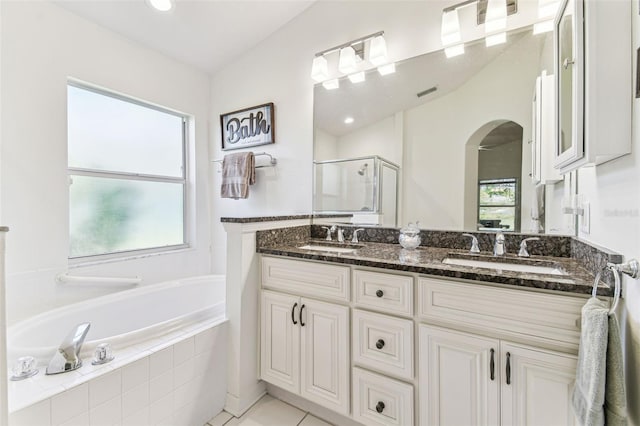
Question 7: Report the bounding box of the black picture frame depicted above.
[220,102,275,151]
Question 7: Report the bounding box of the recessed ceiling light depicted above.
[344,117,355,124]
[147,0,173,12]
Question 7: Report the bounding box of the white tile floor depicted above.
[205,395,333,426]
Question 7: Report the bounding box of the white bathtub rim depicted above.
[7,274,225,363]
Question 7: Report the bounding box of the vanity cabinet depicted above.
[419,325,577,426]
[260,289,350,415]
[553,0,631,174]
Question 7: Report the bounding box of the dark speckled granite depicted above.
[257,239,612,296]
[310,225,572,257]
[221,214,352,223]
[256,226,310,248]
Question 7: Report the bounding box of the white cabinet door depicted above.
[500,342,577,426]
[300,297,350,415]
[260,290,300,393]
[419,325,500,426]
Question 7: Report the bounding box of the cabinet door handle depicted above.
[375,339,385,350]
[299,304,306,327]
[375,401,385,413]
[506,352,511,385]
[291,303,298,325]
[490,348,495,381]
[376,289,384,298]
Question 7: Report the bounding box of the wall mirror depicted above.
[313,25,576,235]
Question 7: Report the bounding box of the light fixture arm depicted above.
[443,0,477,13]
[314,31,384,57]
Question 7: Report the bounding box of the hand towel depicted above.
[572,297,609,426]
[530,184,545,233]
[221,152,255,199]
[604,313,628,426]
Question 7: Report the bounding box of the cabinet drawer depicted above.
[352,367,414,426]
[418,277,584,352]
[352,309,413,380]
[354,270,413,317]
[262,256,350,302]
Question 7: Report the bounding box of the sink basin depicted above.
[442,257,566,276]
[298,244,357,254]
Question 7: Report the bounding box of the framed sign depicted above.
[220,102,275,151]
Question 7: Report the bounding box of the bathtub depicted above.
[7,275,228,426]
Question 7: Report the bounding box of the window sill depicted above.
[68,244,193,269]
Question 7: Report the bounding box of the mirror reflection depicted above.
[313,26,572,235]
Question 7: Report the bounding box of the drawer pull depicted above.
[299,304,306,327]
[375,401,385,413]
[506,352,511,385]
[375,339,385,350]
[291,303,298,325]
[376,289,384,298]
[490,348,495,381]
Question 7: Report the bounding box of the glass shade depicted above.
[311,55,329,82]
[338,46,358,74]
[441,10,461,46]
[368,35,388,66]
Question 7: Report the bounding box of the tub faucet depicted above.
[493,232,506,256]
[46,322,91,375]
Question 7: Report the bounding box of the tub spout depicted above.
[46,322,91,375]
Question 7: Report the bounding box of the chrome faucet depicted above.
[462,233,480,253]
[493,232,506,256]
[518,237,540,257]
[321,225,336,241]
[336,227,345,243]
[351,228,365,243]
[46,322,91,375]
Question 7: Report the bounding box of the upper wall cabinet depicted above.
[554,0,631,174]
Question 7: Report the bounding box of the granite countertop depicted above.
[258,239,612,297]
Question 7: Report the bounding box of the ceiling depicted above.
[54,0,316,75]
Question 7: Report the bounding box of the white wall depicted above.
[0,2,212,323]
[335,115,401,165]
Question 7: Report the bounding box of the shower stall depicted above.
[313,156,399,226]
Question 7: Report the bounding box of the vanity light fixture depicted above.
[348,71,366,83]
[368,35,388,66]
[377,63,396,76]
[322,79,340,90]
[311,31,395,88]
[338,46,358,74]
[147,0,173,12]
[311,56,329,82]
[533,0,560,34]
[484,0,507,46]
[441,9,462,46]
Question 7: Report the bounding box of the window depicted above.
[477,178,519,232]
[67,83,187,259]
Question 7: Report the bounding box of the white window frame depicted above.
[67,81,190,262]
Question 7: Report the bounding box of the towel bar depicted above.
[212,151,277,170]
[591,259,639,314]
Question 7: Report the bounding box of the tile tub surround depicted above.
[8,320,228,426]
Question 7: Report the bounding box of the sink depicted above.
[442,257,566,276]
[297,244,358,254]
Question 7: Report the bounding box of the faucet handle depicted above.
[518,237,540,257]
[321,225,336,241]
[462,233,480,253]
[352,228,365,243]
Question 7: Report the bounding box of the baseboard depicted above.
[224,382,267,417]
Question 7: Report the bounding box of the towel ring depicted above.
[591,264,621,315]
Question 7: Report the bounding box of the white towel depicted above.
[571,298,628,426]
[220,152,255,199]
[604,314,627,426]
[530,184,545,233]
[572,297,608,426]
